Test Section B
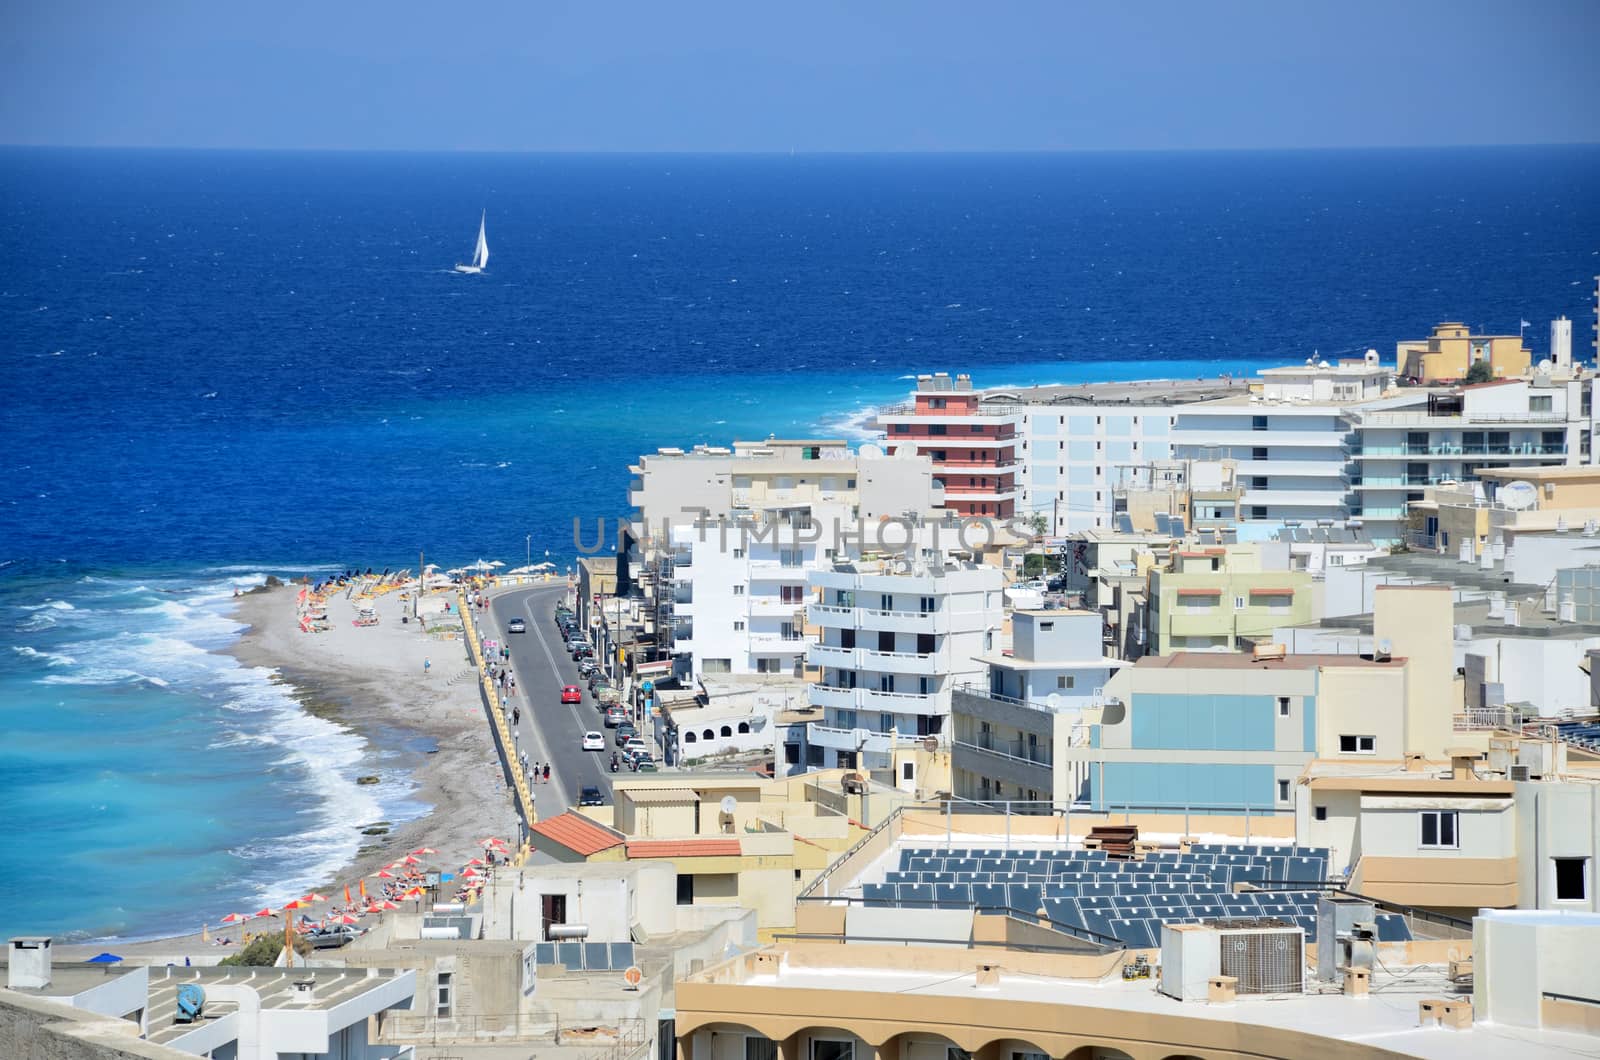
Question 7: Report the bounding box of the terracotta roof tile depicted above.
[625,838,741,859]
[528,812,624,857]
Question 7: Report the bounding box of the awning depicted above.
[1175,588,1222,597]
[635,659,674,675]
[1249,587,1296,596]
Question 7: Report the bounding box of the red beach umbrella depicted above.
[252,908,275,919]
[465,857,485,867]
[410,847,437,856]
[301,892,328,903]
[219,913,250,924]
[402,854,423,865]
[372,869,395,879]
[334,914,361,925]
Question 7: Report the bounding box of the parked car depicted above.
[614,723,637,746]
[560,685,582,704]
[308,926,361,949]
[604,706,627,728]
[581,731,605,751]
[506,617,526,634]
[622,737,648,760]
[578,785,605,807]
[578,660,599,678]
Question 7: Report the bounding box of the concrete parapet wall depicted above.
[0,990,187,1060]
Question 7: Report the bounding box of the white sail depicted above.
[455,210,489,273]
[473,211,489,270]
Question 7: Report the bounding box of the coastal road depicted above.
[488,584,615,815]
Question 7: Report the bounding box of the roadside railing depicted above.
[459,589,537,832]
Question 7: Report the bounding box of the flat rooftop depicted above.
[975,376,1248,408]
[1134,651,1405,670]
[695,955,1582,1060]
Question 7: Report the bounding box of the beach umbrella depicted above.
[372,869,395,879]
[487,561,505,569]
[281,899,311,911]
[402,886,426,899]
[219,913,250,924]
[478,837,504,848]
[300,892,328,903]
[402,854,424,866]
[377,899,400,910]
[253,908,276,919]
[358,879,368,900]
[343,885,352,905]
[465,857,485,867]
[334,914,361,925]
[410,847,437,856]
[85,953,123,964]
[459,867,481,879]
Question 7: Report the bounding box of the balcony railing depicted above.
[954,683,1102,712]
[1453,709,1518,732]
[956,733,1054,768]
[1351,443,1567,457]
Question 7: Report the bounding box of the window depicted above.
[435,971,453,1016]
[756,658,781,674]
[703,659,732,674]
[878,630,895,652]
[928,424,947,436]
[1250,506,1268,519]
[720,725,733,737]
[703,728,715,741]
[1278,696,1291,717]
[902,761,915,781]
[1339,734,1376,755]
[1555,858,1589,902]
[880,712,893,733]
[684,731,697,743]
[1314,805,1328,821]
[1530,395,1553,413]
[732,548,745,559]
[893,423,909,433]
[919,595,935,614]
[746,1038,778,1060]
[780,548,803,567]
[733,620,745,631]
[1252,415,1269,431]
[780,584,804,603]
[784,743,800,764]
[1252,447,1269,461]
[1278,779,1291,802]
[930,397,945,409]
[1234,596,1246,609]
[1039,620,1055,631]
[1058,674,1075,689]
[677,874,695,905]
[1420,810,1459,849]
[732,584,744,596]
[737,721,750,734]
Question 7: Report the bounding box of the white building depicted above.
[1020,406,1178,534]
[951,609,1124,810]
[805,557,1004,769]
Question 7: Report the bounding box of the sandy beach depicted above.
[56,579,518,962]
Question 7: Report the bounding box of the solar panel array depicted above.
[533,941,636,971]
[1556,721,1600,754]
[862,843,1412,949]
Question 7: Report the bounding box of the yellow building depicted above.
[1397,322,1531,383]
[526,770,921,936]
[1414,464,1600,558]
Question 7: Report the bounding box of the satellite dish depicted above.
[719,795,738,815]
[1498,481,1538,511]
[622,965,643,990]
[922,735,939,752]
[859,443,884,459]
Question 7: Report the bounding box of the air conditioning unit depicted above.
[1509,764,1532,782]
[1161,920,1305,1000]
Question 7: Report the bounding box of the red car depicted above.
[560,685,582,704]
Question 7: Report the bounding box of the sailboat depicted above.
[455,211,489,274]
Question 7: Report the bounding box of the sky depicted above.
[2,1,1598,152]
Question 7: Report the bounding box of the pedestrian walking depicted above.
[512,706,521,725]
[423,657,431,675]
[543,763,551,783]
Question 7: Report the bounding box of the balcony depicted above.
[1238,489,1346,508]
[747,633,809,654]
[747,561,809,582]
[939,458,1019,469]
[807,724,926,755]
[748,595,805,617]
[1453,708,1517,732]
[959,731,1053,767]
[856,607,950,636]
[807,602,856,627]
[1350,443,1567,459]
[859,647,940,675]
[807,684,939,713]
[1176,429,1346,448]
[807,643,857,668]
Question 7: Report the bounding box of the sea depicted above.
[2,146,1597,942]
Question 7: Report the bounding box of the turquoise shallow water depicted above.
[2,146,1597,939]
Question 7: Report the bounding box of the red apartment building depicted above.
[875,372,1020,518]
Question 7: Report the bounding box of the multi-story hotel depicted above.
[806,556,1003,770]
[874,373,1021,519]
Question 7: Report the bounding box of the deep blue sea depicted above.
[2,146,1597,941]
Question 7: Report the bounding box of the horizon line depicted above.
[2,140,1598,157]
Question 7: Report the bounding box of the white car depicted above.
[581,731,605,751]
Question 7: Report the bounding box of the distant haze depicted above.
[2,0,1598,152]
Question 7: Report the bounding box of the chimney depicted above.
[1403,752,1427,772]
[1552,317,1573,371]
[8,937,53,990]
[1448,750,1478,781]
[291,978,317,1004]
